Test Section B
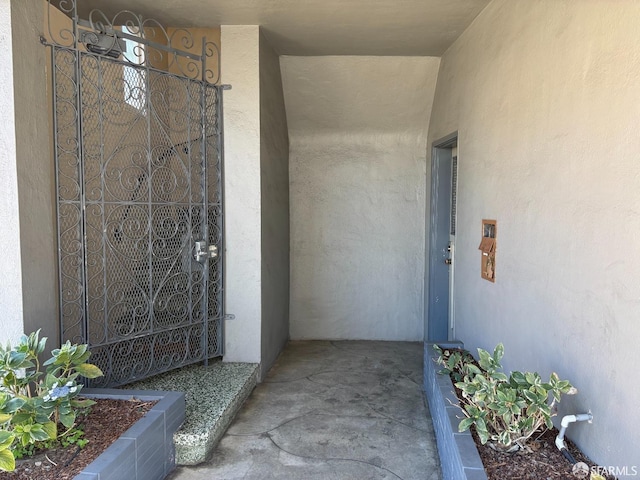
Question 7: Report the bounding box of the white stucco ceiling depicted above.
[76,0,491,56]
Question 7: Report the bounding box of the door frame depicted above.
[426,132,458,341]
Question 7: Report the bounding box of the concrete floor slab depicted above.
[270,413,438,479]
[168,341,441,480]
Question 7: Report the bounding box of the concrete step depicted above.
[123,360,259,465]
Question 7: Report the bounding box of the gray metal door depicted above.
[427,133,458,341]
[45,3,225,386]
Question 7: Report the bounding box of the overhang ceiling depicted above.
[75,0,491,56]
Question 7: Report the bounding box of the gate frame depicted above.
[42,0,229,386]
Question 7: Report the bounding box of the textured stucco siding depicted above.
[427,0,640,469]
[259,30,290,377]
[283,56,440,341]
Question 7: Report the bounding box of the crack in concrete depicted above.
[226,408,323,437]
[240,457,255,480]
[366,405,430,433]
[264,431,406,480]
[303,371,431,433]
[264,369,343,384]
[228,409,408,437]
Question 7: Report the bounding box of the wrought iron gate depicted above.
[44,2,226,386]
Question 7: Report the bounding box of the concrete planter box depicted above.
[424,342,488,480]
[74,389,185,480]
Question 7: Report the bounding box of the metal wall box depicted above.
[478,219,496,282]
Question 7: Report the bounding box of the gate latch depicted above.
[194,241,218,263]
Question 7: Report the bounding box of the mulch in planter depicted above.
[471,425,616,480]
[0,397,155,480]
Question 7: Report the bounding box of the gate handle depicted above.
[194,241,218,263]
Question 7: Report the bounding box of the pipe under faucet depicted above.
[555,412,593,464]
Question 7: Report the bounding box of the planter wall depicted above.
[74,389,185,480]
[424,342,488,480]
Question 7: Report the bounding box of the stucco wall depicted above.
[0,0,59,346]
[221,25,262,364]
[259,31,290,376]
[0,0,24,345]
[14,0,58,342]
[427,0,640,469]
[283,56,440,340]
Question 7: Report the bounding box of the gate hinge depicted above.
[223,314,235,320]
[221,84,232,90]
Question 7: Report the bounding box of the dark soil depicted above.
[0,398,155,480]
[471,426,616,479]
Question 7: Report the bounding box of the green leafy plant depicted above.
[433,345,475,383]
[434,343,576,452]
[13,424,89,460]
[0,330,103,471]
[60,425,89,449]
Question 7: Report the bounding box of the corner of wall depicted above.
[220,25,263,364]
[0,0,25,345]
[258,29,290,377]
[13,0,58,344]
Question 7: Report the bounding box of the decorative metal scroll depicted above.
[44,1,225,386]
[46,0,220,84]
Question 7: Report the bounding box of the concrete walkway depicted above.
[167,341,442,480]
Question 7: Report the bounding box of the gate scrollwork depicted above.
[44,0,225,387]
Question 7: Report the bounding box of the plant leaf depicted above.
[70,398,96,408]
[37,337,48,355]
[0,448,15,472]
[10,413,32,425]
[71,344,88,362]
[492,372,508,382]
[458,417,474,432]
[477,427,489,444]
[29,426,51,442]
[60,411,76,429]
[466,364,482,375]
[524,372,535,384]
[41,421,57,440]
[42,357,56,366]
[7,351,29,369]
[493,343,504,363]
[5,398,26,413]
[74,363,103,379]
[478,349,492,370]
[510,371,527,385]
[0,431,14,450]
[498,429,511,446]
